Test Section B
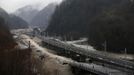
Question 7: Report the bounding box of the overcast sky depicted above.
[0,0,62,13]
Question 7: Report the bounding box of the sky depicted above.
[0,0,62,13]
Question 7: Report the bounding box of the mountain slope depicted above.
[0,16,15,49]
[46,0,130,39]
[9,15,29,29]
[88,2,134,53]
[31,3,57,29]
[0,7,29,29]
[15,5,39,23]
[0,7,10,22]
[46,0,134,53]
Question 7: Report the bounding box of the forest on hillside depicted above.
[46,0,134,53]
[0,16,15,49]
[0,16,34,75]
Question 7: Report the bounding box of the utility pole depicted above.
[28,41,31,49]
[124,48,127,72]
[103,40,107,73]
[125,48,127,59]
[71,36,73,41]
[87,42,88,50]
[104,40,107,53]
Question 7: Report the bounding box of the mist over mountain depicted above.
[46,0,134,53]
[14,3,57,29]
[9,15,29,29]
[30,3,57,29]
[0,7,29,29]
[15,5,39,23]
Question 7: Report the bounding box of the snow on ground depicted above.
[65,38,134,61]
[105,52,134,60]
[72,44,96,51]
[16,34,74,75]
[12,29,133,75]
[72,43,134,60]
[66,38,88,44]
[11,28,33,35]
[17,34,128,75]
[12,29,134,61]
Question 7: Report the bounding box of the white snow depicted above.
[66,38,88,44]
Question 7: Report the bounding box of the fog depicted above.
[0,0,62,13]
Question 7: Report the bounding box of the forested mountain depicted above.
[0,15,32,75]
[31,3,57,29]
[46,0,130,37]
[0,7,10,22]
[0,7,28,29]
[46,0,134,53]
[9,15,29,29]
[15,5,39,23]
[0,16,15,49]
[88,2,134,53]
